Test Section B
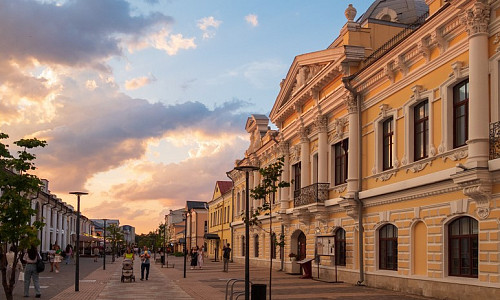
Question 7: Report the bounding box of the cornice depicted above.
[351,4,465,94]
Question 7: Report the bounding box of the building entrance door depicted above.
[297,232,306,260]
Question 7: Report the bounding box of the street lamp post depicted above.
[102,219,108,270]
[69,191,88,292]
[183,212,188,278]
[234,165,259,300]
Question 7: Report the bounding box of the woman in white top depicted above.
[6,245,23,285]
[197,246,205,269]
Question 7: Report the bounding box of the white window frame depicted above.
[402,86,435,166]
[373,105,399,174]
[438,61,469,154]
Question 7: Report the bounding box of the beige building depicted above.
[229,1,500,299]
[207,181,233,261]
[185,201,208,251]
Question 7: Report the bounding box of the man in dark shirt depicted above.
[222,243,231,272]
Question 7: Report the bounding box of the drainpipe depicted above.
[226,171,235,262]
[342,77,364,285]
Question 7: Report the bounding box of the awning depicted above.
[204,233,220,240]
[78,235,102,242]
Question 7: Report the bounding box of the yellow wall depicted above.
[412,221,427,275]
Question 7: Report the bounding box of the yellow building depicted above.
[229,1,500,299]
[206,181,233,261]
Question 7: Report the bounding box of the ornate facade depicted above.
[229,1,500,299]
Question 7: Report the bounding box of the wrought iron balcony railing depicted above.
[490,121,500,160]
[293,183,329,208]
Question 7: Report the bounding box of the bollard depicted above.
[251,283,267,300]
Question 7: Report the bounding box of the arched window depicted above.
[449,217,478,277]
[271,233,277,259]
[254,235,259,257]
[379,224,398,270]
[241,236,246,256]
[335,228,346,266]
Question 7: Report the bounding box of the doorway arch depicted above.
[291,229,306,260]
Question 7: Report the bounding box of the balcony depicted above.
[293,183,329,208]
[490,121,500,159]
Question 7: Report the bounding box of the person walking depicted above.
[139,246,151,281]
[53,244,62,273]
[65,244,73,264]
[48,245,55,272]
[190,247,198,270]
[197,246,205,269]
[223,243,231,272]
[93,246,100,262]
[23,245,41,298]
[124,247,134,261]
[6,245,23,285]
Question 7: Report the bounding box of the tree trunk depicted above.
[1,252,14,300]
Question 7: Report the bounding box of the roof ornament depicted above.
[345,4,357,22]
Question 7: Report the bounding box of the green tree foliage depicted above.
[249,156,290,230]
[106,224,123,262]
[0,133,46,300]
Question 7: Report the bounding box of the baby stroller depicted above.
[121,259,135,282]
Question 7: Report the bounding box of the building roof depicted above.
[216,181,233,195]
[358,0,428,25]
[186,201,208,210]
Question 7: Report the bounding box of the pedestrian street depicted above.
[9,254,440,299]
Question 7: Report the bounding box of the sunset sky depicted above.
[1,0,370,234]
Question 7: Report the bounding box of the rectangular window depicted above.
[334,139,349,185]
[453,80,469,148]
[382,117,394,171]
[414,101,428,161]
[293,162,301,191]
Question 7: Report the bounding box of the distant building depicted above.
[185,201,208,251]
[207,180,233,261]
[165,208,185,252]
[120,225,135,245]
[91,219,119,237]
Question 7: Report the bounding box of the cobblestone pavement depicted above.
[12,256,105,299]
[159,255,437,300]
[13,254,440,299]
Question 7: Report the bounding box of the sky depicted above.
[0,0,371,234]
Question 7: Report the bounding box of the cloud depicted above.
[125,74,157,90]
[109,134,248,204]
[128,28,196,56]
[245,14,259,27]
[197,16,222,39]
[0,0,174,69]
[27,75,251,193]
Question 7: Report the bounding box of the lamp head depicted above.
[234,165,259,172]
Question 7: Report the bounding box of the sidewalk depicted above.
[48,255,436,299]
[50,256,192,300]
[158,255,436,300]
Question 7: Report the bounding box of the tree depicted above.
[106,224,123,263]
[249,156,290,300]
[0,133,46,300]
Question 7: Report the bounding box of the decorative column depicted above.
[45,206,52,250]
[279,141,290,210]
[249,172,254,212]
[346,93,359,196]
[253,160,261,209]
[316,115,329,183]
[462,1,490,168]
[299,126,310,188]
[57,211,63,246]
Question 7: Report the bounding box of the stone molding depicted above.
[461,2,490,37]
[451,169,492,219]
